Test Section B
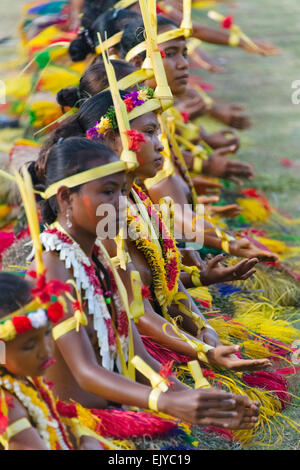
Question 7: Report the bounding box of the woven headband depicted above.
[37,161,127,200]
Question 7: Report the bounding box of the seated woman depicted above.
[26,137,260,447]
[55,57,276,263]
[121,15,252,173]
[0,272,101,450]
[118,15,278,262]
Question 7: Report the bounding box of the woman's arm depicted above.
[5,392,48,450]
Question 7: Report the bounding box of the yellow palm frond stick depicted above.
[97,32,138,170]
[138,0,174,110]
[13,167,44,276]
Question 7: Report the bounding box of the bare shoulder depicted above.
[27,251,73,283]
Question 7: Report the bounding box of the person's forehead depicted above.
[160,36,187,51]
[91,171,127,186]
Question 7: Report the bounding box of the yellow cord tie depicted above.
[162,321,212,362]
[148,388,162,412]
[129,271,145,323]
[188,360,211,388]
[114,227,128,271]
[5,418,32,442]
[173,292,207,332]
[180,264,202,287]
[131,356,169,392]
[68,418,121,450]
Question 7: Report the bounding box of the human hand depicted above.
[202,129,240,152]
[203,149,255,182]
[229,238,279,262]
[206,345,272,371]
[211,103,252,130]
[200,254,258,285]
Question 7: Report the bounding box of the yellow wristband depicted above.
[229,30,240,47]
[148,388,162,412]
[221,240,230,254]
[5,418,32,440]
[193,156,203,173]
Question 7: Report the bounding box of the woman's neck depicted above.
[57,218,96,259]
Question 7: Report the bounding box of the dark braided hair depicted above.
[29,137,119,225]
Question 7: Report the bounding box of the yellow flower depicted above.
[96,117,112,134]
[0,204,11,220]
[0,320,16,341]
[137,89,149,102]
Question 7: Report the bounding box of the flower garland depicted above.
[0,375,73,450]
[127,184,181,315]
[40,226,129,372]
[0,273,70,342]
[86,87,154,139]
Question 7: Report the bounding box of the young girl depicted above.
[0,272,101,450]
[36,87,270,372]
[27,136,259,447]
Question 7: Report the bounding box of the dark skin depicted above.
[101,111,271,371]
[135,26,257,180]
[1,317,100,449]
[27,155,260,430]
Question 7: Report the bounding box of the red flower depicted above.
[141,285,152,300]
[167,258,179,290]
[181,112,190,123]
[44,228,73,244]
[159,360,176,386]
[117,311,129,338]
[47,301,64,323]
[156,5,166,15]
[203,369,216,379]
[30,273,51,303]
[47,280,71,296]
[56,401,77,418]
[159,49,166,59]
[221,15,233,29]
[125,129,146,152]
[104,319,115,346]
[107,267,118,294]
[72,300,82,312]
[27,270,37,279]
[0,412,8,434]
[12,316,32,334]
[124,97,134,113]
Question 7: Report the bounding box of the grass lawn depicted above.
[194,0,300,449]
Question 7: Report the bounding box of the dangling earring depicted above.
[66,209,72,228]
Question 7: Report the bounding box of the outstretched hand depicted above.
[241,38,281,56]
[202,129,240,152]
[203,149,255,182]
[207,345,272,371]
[229,238,279,262]
[162,387,259,429]
[200,254,258,286]
[211,103,252,130]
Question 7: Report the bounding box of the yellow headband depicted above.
[0,299,42,324]
[39,161,127,200]
[113,0,138,8]
[128,98,161,120]
[104,68,154,92]
[126,28,190,62]
[95,31,123,56]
